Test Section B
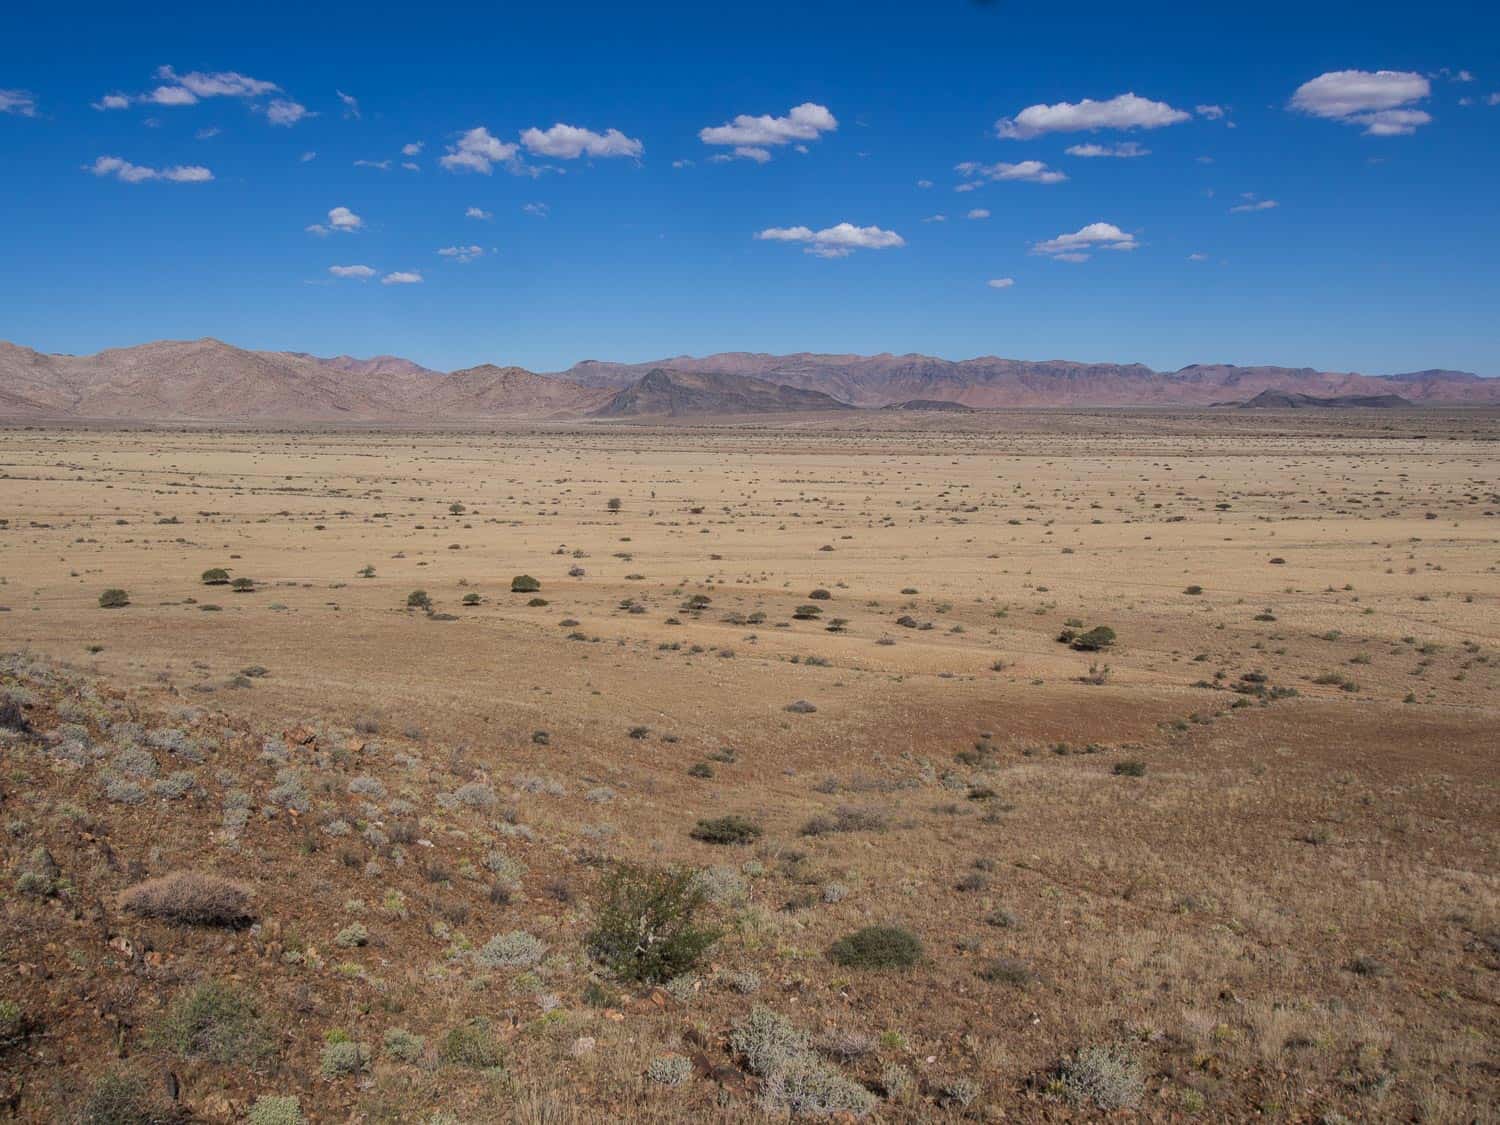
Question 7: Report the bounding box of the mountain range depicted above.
[0,338,1494,422]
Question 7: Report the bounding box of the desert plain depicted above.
[1,408,1496,1122]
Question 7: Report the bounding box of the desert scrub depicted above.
[761,1054,876,1118]
[201,568,230,586]
[646,1054,693,1085]
[77,1070,177,1124]
[0,998,26,1049]
[827,925,922,969]
[586,862,721,983]
[406,589,432,610]
[320,1038,370,1078]
[440,1019,505,1069]
[732,1005,810,1076]
[1054,1043,1144,1110]
[154,980,268,1063]
[690,814,762,845]
[452,782,496,809]
[98,588,130,609]
[121,871,252,927]
[335,922,369,948]
[382,1026,426,1063]
[690,865,749,907]
[510,574,541,593]
[477,930,544,969]
[247,1095,303,1125]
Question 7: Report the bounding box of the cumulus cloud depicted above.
[955,159,1067,186]
[520,123,642,159]
[438,244,484,262]
[699,102,836,160]
[329,264,376,279]
[381,271,422,285]
[466,206,493,220]
[967,208,990,219]
[1032,221,1138,261]
[0,89,37,116]
[997,92,1190,139]
[440,126,520,174]
[148,85,199,106]
[158,66,277,99]
[266,98,309,126]
[1196,104,1226,120]
[755,221,904,259]
[306,206,363,235]
[987,277,1015,289]
[92,93,130,111]
[402,141,423,156]
[86,155,213,184]
[1065,141,1149,158]
[1290,70,1432,134]
[338,90,360,119]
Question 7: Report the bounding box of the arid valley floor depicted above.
[1,410,1496,1122]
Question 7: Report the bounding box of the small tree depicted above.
[201,568,230,586]
[606,497,622,513]
[586,863,720,983]
[449,502,466,515]
[230,577,255,593]
[407,590,432,611]
[98,588,130,609]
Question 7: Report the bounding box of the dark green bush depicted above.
[153,980,268,1063]
[201,568,230,586]
[230,577,255,592]
[586,863,720,983]
[690,815,762,845]
[1112,759,1147,777]
[827,925,922,970]
[406,590,432,610]
[440,1019,504,1068]
[511,575,541,593]
[98,588,130,609]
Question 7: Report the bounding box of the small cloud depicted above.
[92,93,130,112]
[522,202,549,217]
[266,98,310,126]
[997,92,1190,139]
[1195,155,1215,164]
[438,244,484,262]
[1229,198,1278,213]
[307,205,362,235]
[440,126,519,174]
[922,214,947,223]
[987,277,1015,289]
[1195,104,1226,119]
[967,208,990,220]
[401,141,424,156]
[381,271,422,285]
[1454,69,1475,83]
[755,221,904,258]
[158,66,277,99]
[520,123,643,159]
[1032,221,1138,261]
[300,151,317,162]
[195,126,221,140]
[465,206,493,220]
[354,159,391,170]
[148,85,198,106]
[1065,141,1150,158]
[672,159,694,169]
[916,179,934,188]
[1187,252,1209,262]
[700,102,836,161]
[86,155,212,183]
[329,264,376,279]
[955,159,1067,185]
[1487,92,1500,106]
[401,161,420,171]
[337,90,360,119]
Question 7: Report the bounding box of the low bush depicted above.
[690,815,762,845]
[587,863,720,983]
[78,1070,182,1125]
[153,980,268,1063]
[98,588,130,609]
[1054,1044,1143,1110]
[511,575,541,593]
[440,1019,504,1069]
[827,925,922,970]
[201,568,230,586]
[120,872,253,927]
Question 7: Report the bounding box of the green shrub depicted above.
[511,575,541,593]
[827,925,922,970]
[319,1039,370,1078]
[201,568,230,586]
[230,577,255,592]
[247,1095,302,1125]
[646,1055,692,1085]
[760,1054,876,1118]
[1112,759,1147,777]
[440,1019,504,1069]
[476,930,544,968]
[1055,1044,1143,1110]
[586,862,721,983]
[153,980,268,1063]
[78,1070,181,1124]
[0,998,25,1049]
[462,592,481,606]
[98,588,130,609]
[406,589,432,610]
[731,1006,810,1076]
[382,1027,425,1063]
[690,815,762,845]
[1069,625,1116,651]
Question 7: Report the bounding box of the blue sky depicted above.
[3,0,1497,375]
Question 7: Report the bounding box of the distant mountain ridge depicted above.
[0,338,1494,422]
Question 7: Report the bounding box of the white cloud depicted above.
[338,90,360,119]
[987,277,1015,289]
[997,92,1190,139]
[1065,141,1149,158]
[195,126,221,139]
[522,202,549,217]
[916,178,934,188]
[402,141,424,156]
[402,161,420,172]
[86,155,213,184]
[438,245,484,262]
[1454,70,1474,83]
[672,159,694,168]
[967,208,990,220]
[699,102,836,160]
[1196,104,1226,120]
[92,93,130,111]
[148,85,199,106]
[329,264,376,279]
[1032,221,1138,261]
[381,271,422,285]
[1489,93,1500,106]
[0,89,38,116]
[266,98,309,126]
[465,206,493,220]
[158,66,277,99]
[520,123,642,159]
[1229,198,1278,213]
[307,206,362,235]
[300,151,317,162]
[755,221,904,259]
[1290,70,1432,134]
[955,159,1067,185]
[354,159,391,170]
[440,126,520,174]
[923,214,947,223]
